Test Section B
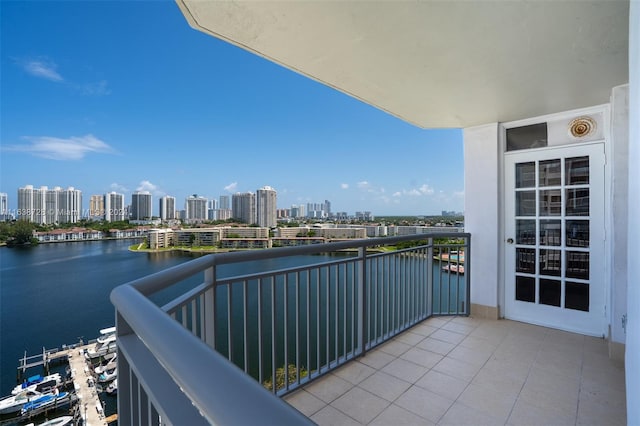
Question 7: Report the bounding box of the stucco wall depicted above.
[626,1,639,423]
[610,85,629,345]
[463,124,500,311]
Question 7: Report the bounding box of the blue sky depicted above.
[0,1,464,217]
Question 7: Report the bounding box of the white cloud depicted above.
[110,183,129,193]
[22,58,63,82]
[418,184,435,195]
[135,180,165,197]
[79,80,111,96]
[224,182,238,192]
[340,183,349,190]
[3,134,114,160]
[357,181,370,189]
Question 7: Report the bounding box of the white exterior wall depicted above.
[626,2,639,423]
[463,124,500,311]
[610,85,629,346]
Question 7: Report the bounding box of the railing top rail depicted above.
[111,284,314,425]
[129,233,470,295]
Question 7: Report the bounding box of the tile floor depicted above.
[284,316,626,425]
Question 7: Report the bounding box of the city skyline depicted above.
[0,1,464,216]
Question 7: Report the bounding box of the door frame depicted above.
[498,105,611,338]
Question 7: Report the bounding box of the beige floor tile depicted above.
[457,382,518,423]
[415,369,469,400]
[381,357,429,383]
[394,330,426,346]
[441,320,476,335]
[507,398,576,426]
[582,336,609,356]
[310,405,362,426]
[399,347,444,369]
[333,360,376,385]
[458,335,499,353]
[331,387,390,424]
[394,385,455,423]
[416,337,456,356]
[410,323,438,337]
[450,316,484,327]
[472,366,526,395]
[376,339,412,357]
[447,344,492,367]
[358,349,396,370]
[579,380,627,410]
[576,397,626,426]
[370,403,435,426]
[438,401,505,426]
[284,389,327,417]
[423,317,452,328]
[305,373,354,403]
[358,371,412,402]
[532,350,583,380]
[432,356,482,382]
[430,328,466,345]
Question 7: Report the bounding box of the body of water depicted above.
[0,240,465,422]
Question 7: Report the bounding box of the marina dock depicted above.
[5,342,113,426]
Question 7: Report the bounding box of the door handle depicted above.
[506,238,514,244]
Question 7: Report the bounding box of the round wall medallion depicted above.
[569,116,596,138]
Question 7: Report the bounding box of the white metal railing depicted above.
[111,234,470,425]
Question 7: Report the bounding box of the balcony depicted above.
[111,233,626,425]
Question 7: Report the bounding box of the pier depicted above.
[7,343,112,426]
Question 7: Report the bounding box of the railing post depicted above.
[204,266,216,349]
[427,238,434,317]
[465,235,471,315]
[357,247,367,356]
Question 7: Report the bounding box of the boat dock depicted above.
[7,342,112,426]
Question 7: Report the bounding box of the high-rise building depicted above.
[17,185,81,224]
[105,192,125,222]
[185,194,208,222]
[232,192,256,225]
[159,196,176,221]
[219,195,230,210]
[131,191,152,221]
[256,186,277,228]
[90,195,105,220]
[0,193,8,220]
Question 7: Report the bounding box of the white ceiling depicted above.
[176,1,629,129]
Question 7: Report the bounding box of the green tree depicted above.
[9,220,38,246]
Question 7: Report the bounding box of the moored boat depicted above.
[20,391,70,415]
[442,263,465,274]
[0,390,42,414]
[106,379,117,395]
[11,373,62,395]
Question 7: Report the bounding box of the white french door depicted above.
[504,143,606,336]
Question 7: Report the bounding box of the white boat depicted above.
[0,390,43,414]
[85,334,116,360]
[96,326,116,344]
[25,415,74,426]
[442,263,465,274]
[95,354,117,375]
[11,373,62,395]
[106,379,117,395]
[21,391,70,415]
[98,366,117,383]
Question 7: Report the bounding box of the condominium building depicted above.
[219,195,230,210]
[131,191,153,221]
[89,195,105,220]
[159,196,176,221]
[185,194,208,222]
[17,185,82,224]
[105,192,126,222]
[231,192,256,225]
[0,193,8,221]
[256,186,277,228]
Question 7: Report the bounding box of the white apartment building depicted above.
[159,196,176,221]
[104,192,126,222]
[185,194,208,223]
[17,185,82,224]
